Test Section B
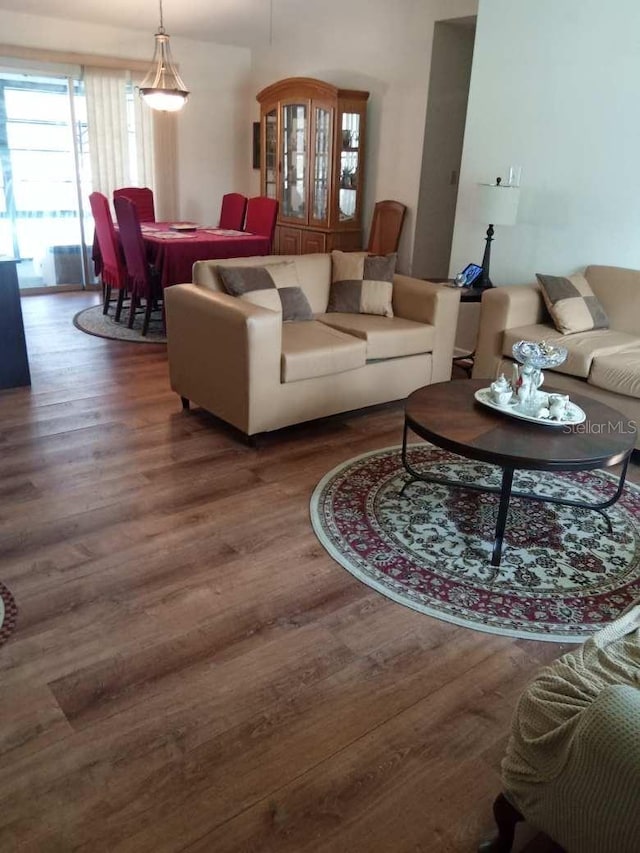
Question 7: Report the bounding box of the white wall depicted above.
[450,0,640,285]
[248,0,478,272]
[0,1,490,265]
[0,9,252,225]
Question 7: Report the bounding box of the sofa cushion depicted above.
[280,320,366,383]
[317,313,434,360]
[193,254,332,312]
[278,287,314,321]
[584,265,640,337]
[589,348,640,400]
[218,263,279,297]
[216,262,313,321]
[328,251,396,317]
[536,272,609,335]
[502,324,640,379]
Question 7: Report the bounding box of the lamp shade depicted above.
[139,2,189,112]
[477,183,520,226]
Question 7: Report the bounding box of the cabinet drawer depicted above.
[277,226,301,255]
[301,231,326,254]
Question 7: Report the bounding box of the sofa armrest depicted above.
[393,276,461,383]
[472,285,546,380]
[165,283,282,434]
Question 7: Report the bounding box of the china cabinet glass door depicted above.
[264,109,277,199]
[281,102,307,221]
[338,111,361,223]
[310,105,331,225]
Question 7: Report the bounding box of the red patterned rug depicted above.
[310,443,640,642]
[0,581,17,647]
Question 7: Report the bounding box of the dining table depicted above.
[139,222,271,289]
[92,221,272,291]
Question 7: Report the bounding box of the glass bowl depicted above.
[512,339,568,369]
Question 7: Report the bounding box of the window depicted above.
[0,65,153,289]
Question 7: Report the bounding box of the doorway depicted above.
[412,17,476,279]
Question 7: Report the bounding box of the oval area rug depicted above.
[0,581,17,647]
[73,305,167,344]
[310,443,640,642]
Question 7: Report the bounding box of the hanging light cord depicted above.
[158,0,165,34]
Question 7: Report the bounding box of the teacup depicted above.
[492,388,513,407]
[548,393,569,420]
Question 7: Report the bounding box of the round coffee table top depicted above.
[405,380,636,471]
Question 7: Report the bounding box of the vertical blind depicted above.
[84,67,155,200]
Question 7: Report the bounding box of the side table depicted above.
[424,279,491,375]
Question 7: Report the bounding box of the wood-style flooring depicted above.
[0,292,637,853]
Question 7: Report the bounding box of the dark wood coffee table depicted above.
[402,380,637,566]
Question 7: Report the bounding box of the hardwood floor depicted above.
[0,291,637,852]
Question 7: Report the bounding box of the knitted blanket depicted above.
[502,605,640,852]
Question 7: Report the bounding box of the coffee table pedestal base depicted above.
[401,420,631,567]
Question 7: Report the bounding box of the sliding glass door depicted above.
[0,70,94,290]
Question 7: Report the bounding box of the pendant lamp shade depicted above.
[139,0,189,112]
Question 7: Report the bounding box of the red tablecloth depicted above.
[140,223,271,289]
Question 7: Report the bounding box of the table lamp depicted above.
[477,177,520,288]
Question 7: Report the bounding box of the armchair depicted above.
[480,605,640,853]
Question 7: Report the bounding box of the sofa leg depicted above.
[478,793,523,853]
[180,396,190,410]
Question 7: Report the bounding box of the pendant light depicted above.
[139,0,189,112]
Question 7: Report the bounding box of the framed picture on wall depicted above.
[252,122,260,170]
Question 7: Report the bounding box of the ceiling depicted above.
[0,0,274,47]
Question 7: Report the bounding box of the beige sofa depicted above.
[473,265,640,448]
[164,253,460,436]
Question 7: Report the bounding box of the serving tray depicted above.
[474,387,586,427]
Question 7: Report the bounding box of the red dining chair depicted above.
[89,191,129,320]
[244,196,278,252]
[113,187,156,223]
[114,195,162,336]
[218,193,247,230]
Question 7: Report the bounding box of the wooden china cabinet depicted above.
[256,77,369,255]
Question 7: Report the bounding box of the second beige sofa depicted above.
[164,253,460,437]
[472,265,640,448]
